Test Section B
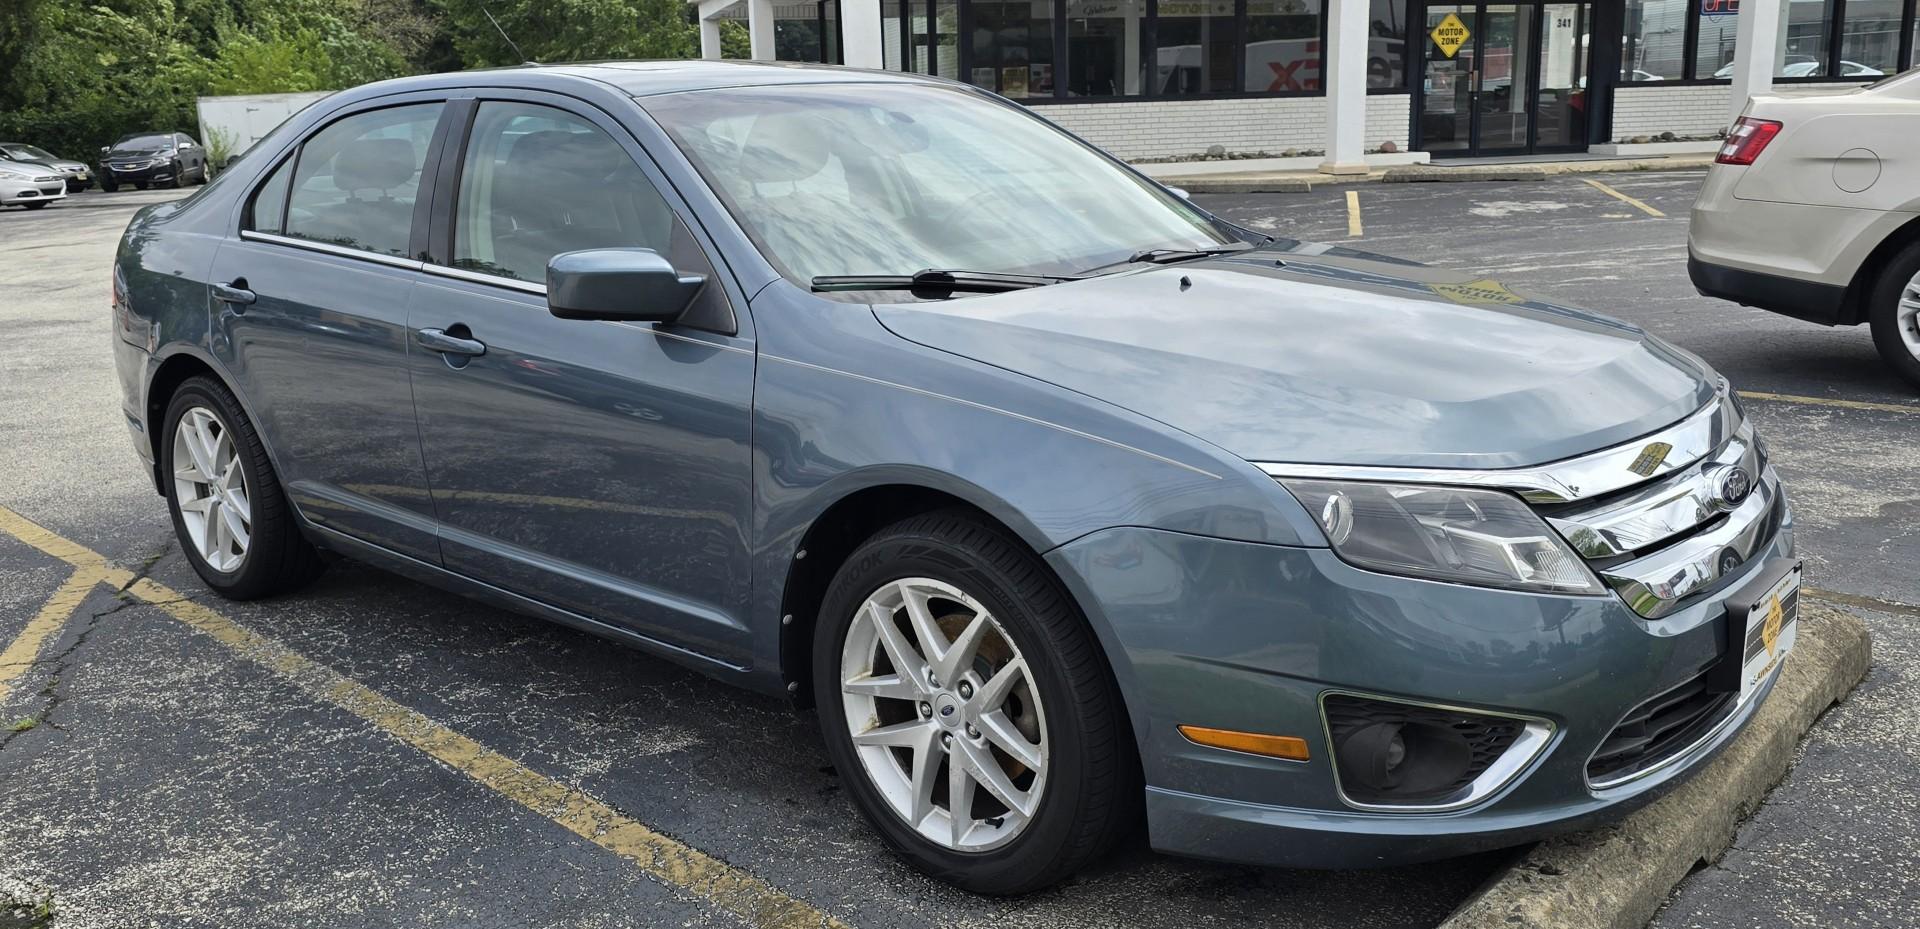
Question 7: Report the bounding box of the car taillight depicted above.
[1717,117,1783,166]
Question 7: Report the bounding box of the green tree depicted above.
[431,0,697,66]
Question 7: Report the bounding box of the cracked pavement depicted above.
[0,177,1913,928]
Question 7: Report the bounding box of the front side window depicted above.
[647,83,1234,284]
[283,103,441,257]
[451,101,679,284]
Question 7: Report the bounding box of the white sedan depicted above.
[0,160,67,210]
[1689,69,1920,387]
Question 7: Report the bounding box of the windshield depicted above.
[114,134,171,151]
[2,144,57,161]
[645,83,1234,284]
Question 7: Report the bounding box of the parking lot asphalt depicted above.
[0,177,1911,928]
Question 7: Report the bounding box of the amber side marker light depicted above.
[1178,725,1312,761]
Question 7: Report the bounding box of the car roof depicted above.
[348,60,952,100]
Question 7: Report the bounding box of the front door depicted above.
[408,97,757,665]
[1417,2,1591,157]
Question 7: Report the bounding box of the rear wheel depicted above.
[1867,241,1920,390]
[162,376,325,598]
[812,511,1136,894]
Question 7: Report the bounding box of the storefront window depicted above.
[972,1,1056,97]
[1693,2,1742,78]
[884,0,906,69]
[1155,0,1238,94]
[1839,0,1904,75]
[1621,0,1686,80]
[1243,1,1322,93]
[776,15,824,61]
[1065,0,1147,96]
[1368,0,1410,89]
[1780,0,1835,75]
[823,0,841,64]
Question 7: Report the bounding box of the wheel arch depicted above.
[775,480,1066,710]
[1842,213,1920,325]
[144,348,283,498]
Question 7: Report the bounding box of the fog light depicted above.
[1324,694,1524,807]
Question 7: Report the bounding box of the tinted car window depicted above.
[248,157,295,234]
[283,103,441,258]
[452,102,676,282]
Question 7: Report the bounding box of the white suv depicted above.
[1689,69,1920,388]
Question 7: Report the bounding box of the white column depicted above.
[1728,0,1783,125]
[700,17,723,58]
[1318,0,1369,176]
[748,0,776,60]
[839,0,885,68]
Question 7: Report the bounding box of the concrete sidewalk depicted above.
[1154,153,1718,194]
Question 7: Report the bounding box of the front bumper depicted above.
[1046,505,1795,869]
[1,180,67,205]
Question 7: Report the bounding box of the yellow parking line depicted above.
[1736,390,1920,415]
[1346,189,1364,237]
[0,506,848,929]
[1581,178,1666,217]
[0,567,108,704]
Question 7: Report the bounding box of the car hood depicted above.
[870,244,1716,469]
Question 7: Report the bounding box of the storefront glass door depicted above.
[1417,2,1590,156]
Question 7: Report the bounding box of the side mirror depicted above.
[547,248,704,323]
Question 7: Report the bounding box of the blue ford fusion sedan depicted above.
[111,61,1801,894]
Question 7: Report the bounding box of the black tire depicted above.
[165,161,185,189]
[812,510,1138,895]
[22,202,46,210]
[161,376,325,599]
[1868,239,1920,390]
[101,179,118,192]
[134,182,147,190]
[196,163,212,184]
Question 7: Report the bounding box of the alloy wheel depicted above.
[839,578,1049,852]
[1899,269,1920,361]
[172,406,252,572]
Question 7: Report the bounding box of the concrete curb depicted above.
[1438,604,1873,929]
[1382,165,1552,183]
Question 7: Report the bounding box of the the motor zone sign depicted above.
[1430,12,1470,58]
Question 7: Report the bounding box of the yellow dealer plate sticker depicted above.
[1431,13,1471,58]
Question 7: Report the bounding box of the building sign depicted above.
[1700,0,1739,16]
[1430,13,1471,58]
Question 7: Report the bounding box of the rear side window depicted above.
[247,158,293,233]
[282,103,441,258]
[451,101,678,282]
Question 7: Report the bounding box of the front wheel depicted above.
[165,161,185,189]
[162,376,325,598]
[1868,240,1920,390]
[812,511,1137,895]
[101,179,118,192]
[22,202,47,210]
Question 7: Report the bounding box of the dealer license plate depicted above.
[1738,562,1801,705]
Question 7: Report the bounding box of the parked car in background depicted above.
[0,142,93,190]
[0,159,67,209]
[115,62,1800,894]
[98,132,209,191]
[1690,68,1920,387]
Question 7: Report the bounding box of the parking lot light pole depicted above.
[1318,0,1369,176]
[1728,0,1783,125]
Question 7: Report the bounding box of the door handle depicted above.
[212,281,255,306]
[415,327,486,357]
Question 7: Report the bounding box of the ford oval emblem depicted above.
[1717,467,1753,509]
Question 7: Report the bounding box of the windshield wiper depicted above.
[1078,240,1264,276]
[811,269,1076,294]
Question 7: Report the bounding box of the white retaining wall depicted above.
[1035,93,1413,161]
[1611,81,1871,140]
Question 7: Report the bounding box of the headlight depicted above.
[1281,479,1605,595]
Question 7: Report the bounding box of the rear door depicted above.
[207,96,454,562]
[407,92,757,663]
